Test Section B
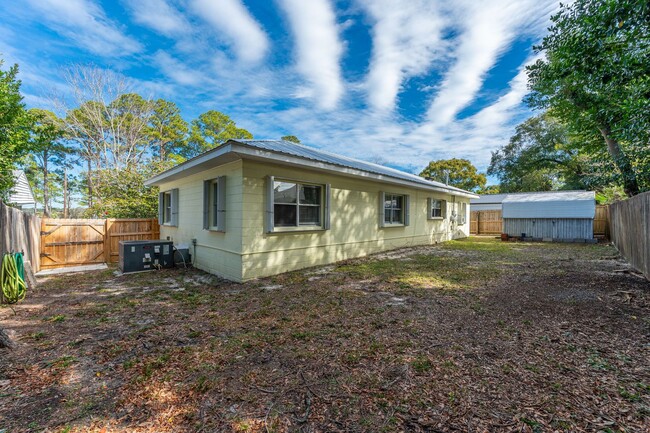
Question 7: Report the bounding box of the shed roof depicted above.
[8,170,36,205]
[146,139,478,198]
[502,190,595,219]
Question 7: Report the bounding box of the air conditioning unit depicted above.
[119,240,174,273]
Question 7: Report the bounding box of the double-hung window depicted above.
[158,188,179,226]
[428,198,445,219]
[380,192,410,227]
[458,202,467,225]
[203,176,226,232]
[266,177,330,232]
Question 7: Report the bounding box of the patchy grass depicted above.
[1,237,649,432]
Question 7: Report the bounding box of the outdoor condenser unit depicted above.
[119,240,174,273]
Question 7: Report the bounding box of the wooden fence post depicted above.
[104,219,113,264]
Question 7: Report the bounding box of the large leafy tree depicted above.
[526,0,650,196]
[0,59,31,198]
[25,109,70,216]
[419,158,487,192]
[187,110,252,158]
[281,135,301,143]
[488,114,593,192]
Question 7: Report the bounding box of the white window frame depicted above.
[458,202,467,225]
[428,198,445,220]
[266,176,331,233]
[203,176,226,232]
[159,188,179,227]
[379,192,410,227]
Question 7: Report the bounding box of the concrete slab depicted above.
[36,263,108,276]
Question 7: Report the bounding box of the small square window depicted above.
[384,194,405,224]
[430,199,444,218]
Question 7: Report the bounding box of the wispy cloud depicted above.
[276,0,344,110]
[426,0,556,126]
[152,51,204,87]
[25,0,141,56]
[360,0,447,112]
[190,0,269,63]
[124,0,190,36]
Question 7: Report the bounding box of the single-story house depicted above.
[145,139,478,282]
[8,170,36,211]
[501,191,596,240]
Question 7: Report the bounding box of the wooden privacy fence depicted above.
[609,192,650,280]
[0,201,41,279]
[470,210,503,235]
[40,218,160,269]
[593,205,609,237]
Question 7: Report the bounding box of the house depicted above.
[145,139,478,282]
[501,191,596,240]
[8,170,36,211]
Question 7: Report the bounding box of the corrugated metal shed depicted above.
[8,170,36,207]
[502,191,595,219]
[233,140,472,195]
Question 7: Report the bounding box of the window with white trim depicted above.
[163,192,172,223]
[203,177,226,232]
[430,199,445,219]
[158,188,179,226]
[384,194,405,224]
[458,202,467,225]
[274,180,322,227]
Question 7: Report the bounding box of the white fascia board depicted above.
[144,144,235,186]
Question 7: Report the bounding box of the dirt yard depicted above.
[1,237,648,432]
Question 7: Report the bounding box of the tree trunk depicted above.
[87,159,93,208]
[43,151,49,217]
[598,125,640,197]
[63,167,68,218]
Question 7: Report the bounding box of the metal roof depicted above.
[501,190,595,203]
[231,140,473,196]
[502,190,595,219]
[470,193,510,205]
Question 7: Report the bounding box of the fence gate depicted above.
[470,210,503,235]
[40,219,106,269]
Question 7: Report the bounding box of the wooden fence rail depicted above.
[609,192,650,280]
[0,201,41,281]
[40,217,160,269]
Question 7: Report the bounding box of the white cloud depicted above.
[190,0,269,63]
[125,0,190,36]
[426,0,557,126]
[360,0,447,112]
[152,51,205,86]
[26,0,141,56]
[276,0,344,110]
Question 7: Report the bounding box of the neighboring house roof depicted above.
[146,139,478,198]
[502,190,596,219]
[470,193,510,205]
[8,170,36,206]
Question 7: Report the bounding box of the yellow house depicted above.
[145,139,478,282]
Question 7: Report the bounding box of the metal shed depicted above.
[501,191,596,240]
[470,193,509,211]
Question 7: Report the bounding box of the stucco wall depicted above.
[157,160,244,281]
[240,160,469,281]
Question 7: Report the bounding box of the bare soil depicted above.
[1,237,648,432]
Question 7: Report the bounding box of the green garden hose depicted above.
[1,253,27,304]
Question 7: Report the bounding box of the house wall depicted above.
[240,160,469,281]
[157,160,244,281]
[503,218,593,239]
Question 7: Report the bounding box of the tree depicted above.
[488,114,591,193]
[281,135,300,143]
[526,0,650,196]
[187,111,252,158]
[419,158,486,192]
[25,109,69,216]
[148,99,189,163]
[0,59,31,198]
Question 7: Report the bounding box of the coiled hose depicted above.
[1,253,27,304]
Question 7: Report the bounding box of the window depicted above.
[274,181,322,227]
[158,188,179,226]
[429,198,445,219]
[458,202,467,225]
[203,177,226,231]
[163,192,172,223]
[384,194,404,224]
[266,176,330,233]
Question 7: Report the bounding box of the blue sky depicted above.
[1,0,559,179]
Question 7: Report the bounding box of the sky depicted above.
[0,0,560,180]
